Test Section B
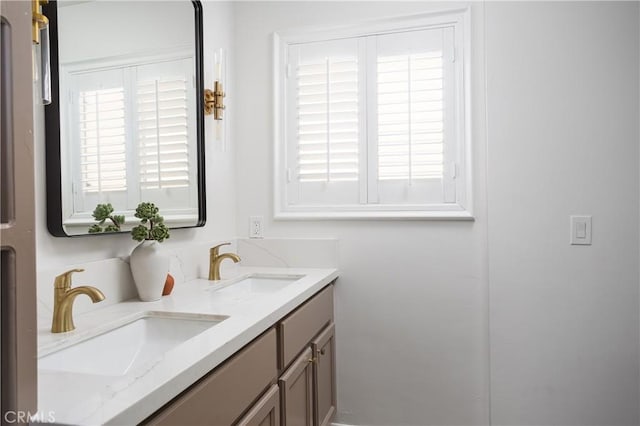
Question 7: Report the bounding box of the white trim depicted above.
[61,46,193,73]
[275,9,470,45]
[273,32,286,219]
[461,7,474,218]
[275,210,474,220]
[275,201,474,221]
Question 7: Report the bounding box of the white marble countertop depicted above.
[36,266,338,426]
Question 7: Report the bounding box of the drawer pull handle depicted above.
[307,357,317,364]
[317,348,326,356]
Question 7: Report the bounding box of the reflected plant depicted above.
[131,202,170,243]
[88,203,124,233]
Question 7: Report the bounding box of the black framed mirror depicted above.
[43,0,206,237]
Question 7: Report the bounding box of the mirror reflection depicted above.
[46,0,205,236]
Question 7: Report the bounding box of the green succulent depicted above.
[131,202,170,243]
[131,225,149,242]
[135,202,159,221]
[149,222,170,242]
[88,203,124,233]
[88,224,103,233]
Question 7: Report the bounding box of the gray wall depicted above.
[233,1,640,425]
[487,2,640,425]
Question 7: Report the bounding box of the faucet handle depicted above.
[210,242,231,256]
[54,268,84,290]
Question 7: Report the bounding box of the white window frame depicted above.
[274,9,472,220]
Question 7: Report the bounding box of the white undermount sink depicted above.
[212,274,304,298]
[39,312,227,377]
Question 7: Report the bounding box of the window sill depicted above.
[274,208,474,221]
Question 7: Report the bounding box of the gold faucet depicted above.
[209,243,241,281]
[51,269,105,333]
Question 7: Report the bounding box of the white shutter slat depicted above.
[296,55,359,183]
[377,44,445,181]
[136,77,190,191]
[78,87,128,193]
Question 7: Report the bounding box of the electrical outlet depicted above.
[249,216,264,238]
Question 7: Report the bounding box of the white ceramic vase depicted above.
[130,240,169,302]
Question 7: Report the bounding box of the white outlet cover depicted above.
[249,216,264,239]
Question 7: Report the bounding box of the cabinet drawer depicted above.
[146,328,277,426]
[279,285,333,370]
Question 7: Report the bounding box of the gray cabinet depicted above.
[279,323,336,426]
[279,285,336,426]
[144,283,336,426]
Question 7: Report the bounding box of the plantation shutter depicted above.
[136,78,190,190]
[296,57,359,183]
[284,28,458,209]
[134,59,197,212]
[372,28,456,205]
[286,38,363,206]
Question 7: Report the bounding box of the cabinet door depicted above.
[312,323,336,426]
[236,384,280,426]
[279,347,313,426]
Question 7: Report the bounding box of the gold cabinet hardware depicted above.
[208,242,241,281]
[307,357,318,364]
[317,348,326,356]
[32,0,49,44]
[51,268,105,333]
[204,80,225,120]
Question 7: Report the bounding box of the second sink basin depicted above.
[39,312,227,377]
[213,274,304,299]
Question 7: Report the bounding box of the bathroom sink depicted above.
[39,312,227,377]
[212,274,304,299]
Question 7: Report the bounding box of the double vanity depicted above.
[36,267,338,425]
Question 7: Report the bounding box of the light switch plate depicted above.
[570,215,592,245]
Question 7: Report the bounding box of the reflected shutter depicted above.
[136,77,190,190]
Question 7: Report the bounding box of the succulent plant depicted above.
[88,203,124,233]
[131,202,170,243]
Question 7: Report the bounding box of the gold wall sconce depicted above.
[32,0,49,44]
[204,81,225,120]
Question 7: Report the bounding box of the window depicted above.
[61,54,197,225]
[275,10,471,219]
